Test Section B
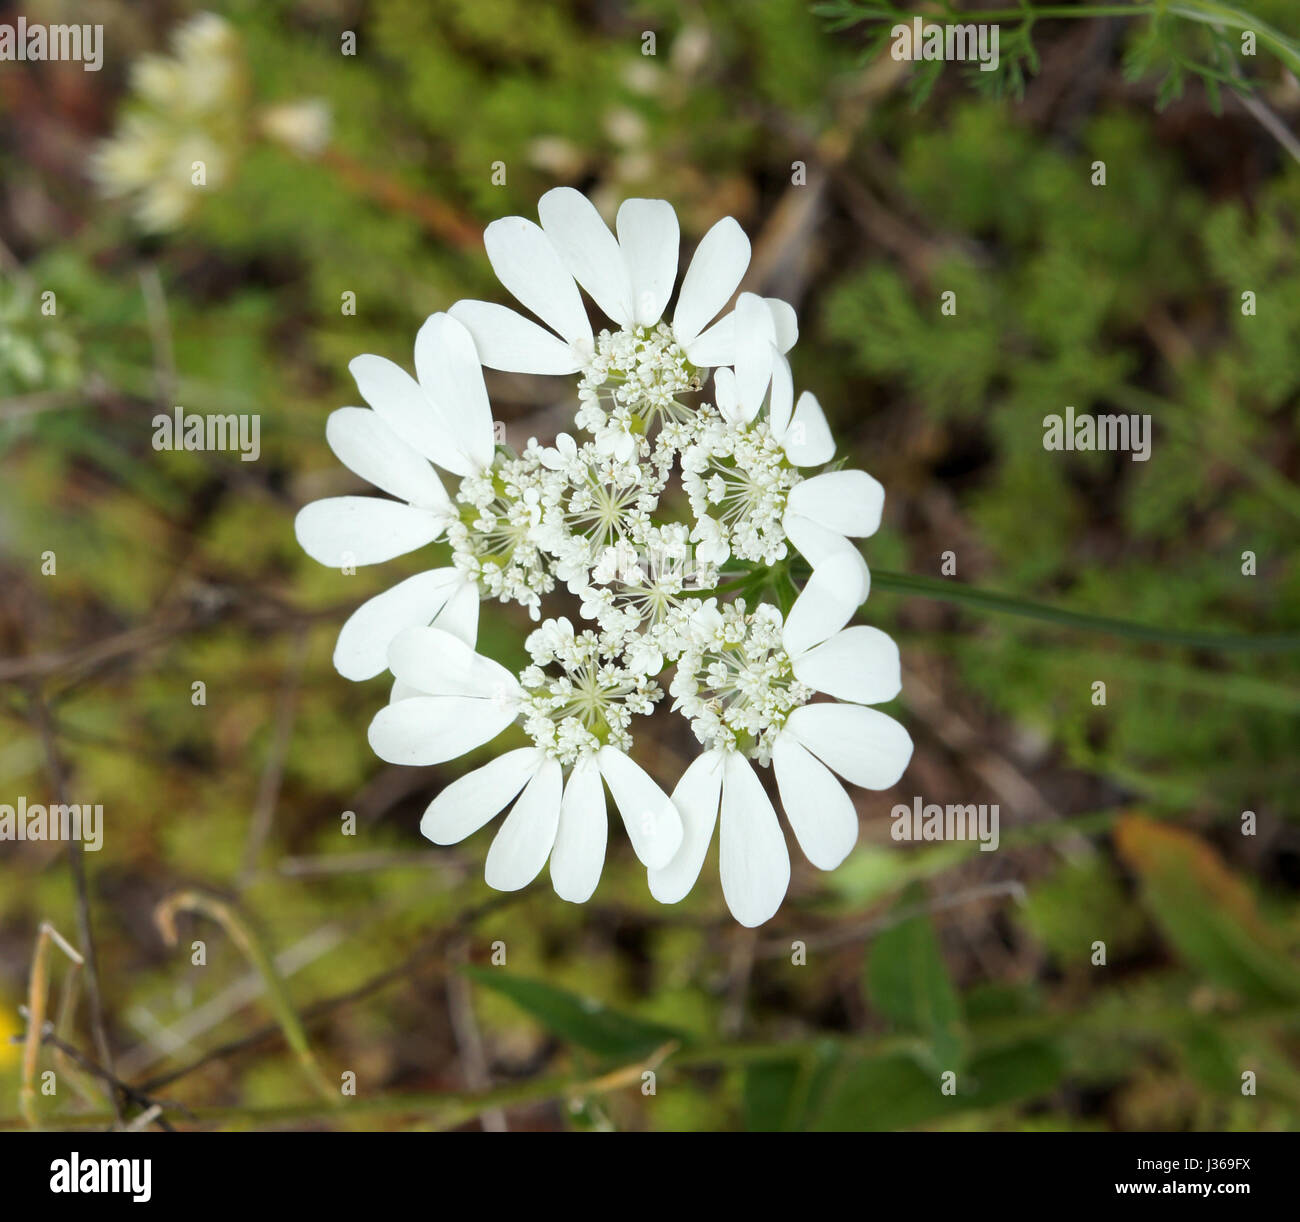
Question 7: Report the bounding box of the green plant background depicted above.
[1,0,1298,1132]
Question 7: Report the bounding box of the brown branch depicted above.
[28,688,122,1126]
[318,147,482,250]
[237,627,310,886]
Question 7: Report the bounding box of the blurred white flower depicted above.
[93,12,331,231]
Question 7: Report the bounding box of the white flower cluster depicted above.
[94,13,330,232]
[297,189,912,925]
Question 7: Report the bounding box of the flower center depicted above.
[450,453,552,616]
[682,420,802,566]
[518,621,662,765]
[670,600,811,761]
[577,323,701,460]
[531,438,666,586]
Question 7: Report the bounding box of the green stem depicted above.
[13,994,1294,1130]
[1169,2,1300,77]
[154,891,338,1106]
[840,3,1300,77]
[870,569,1300,652]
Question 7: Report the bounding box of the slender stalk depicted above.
[154,891,338,1105]
[29,691,121,1125]
[13,993,1294,1131]
[869,569,1300,652]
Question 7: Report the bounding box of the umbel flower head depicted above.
[94,12,330,231]
[296,191,912,924]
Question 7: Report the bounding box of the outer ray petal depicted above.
[647,750,724,905]
[718,751,789,928]
[484,757,564,891]
[550,756,608,903]
[420,748,543,845]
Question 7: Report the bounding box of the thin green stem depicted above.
[830,2,1300,77]
[870,569,1300,652]
[11,993,1294,1130]
[154,891,338,1106]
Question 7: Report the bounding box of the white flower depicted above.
[652,556,912,926]
[684,292,883,582]
[94,14,330,231]
[528,434,664,588]
[371,625,683,899]
[448,186,795,375]
[295,312,553,678]
[302,188,909,926]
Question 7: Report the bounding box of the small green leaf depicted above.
[1115,816,1300,1005]
[813,1040,1064,1131]
[464,966,686,1059]
[866,889,966,1070]
[742,1041,841,1132]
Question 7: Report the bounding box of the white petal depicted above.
[348,354,473,477]
[413,313,495,472]
[616,198,679,327]
[734,292,776,422]
[765,297,799,353]
[294,496,445,567]
[647,750,723,905]
[673,216,750,346]
[782,552,866,657]
[782,391,835,467]
[767,351,794,440]
[387,625,520,700]
[538,187,632,326]
[783,512,871,596]
[772,732,859,870]
[483,216,592,349]
[367,694,518,765]
[792,626,902,705]
[420,747,543,845]
[713,366,744,426]
[785,703,913,790]
[683,313,735,368]
[333,568,464,681]
[389,678,422,703]
[325,408,450,512]
[596,746,683,869]
[448,301,581,375]
[786,470,884,538]
[431,579,480,647]
[484,756,563,891]
[549,756,608,903]
[719,752,790,928]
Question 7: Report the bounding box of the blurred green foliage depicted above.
[1,0,1298,1132]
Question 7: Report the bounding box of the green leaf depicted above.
[866,889,966,1070]
[464,966,686,1060]
[812,1040,1065,1131]
[826,842,969,906]
[1115,816,1300,1005]
[742,1041,841,1132]
[1021,856,1145,965]
[742,1061,802,1133]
